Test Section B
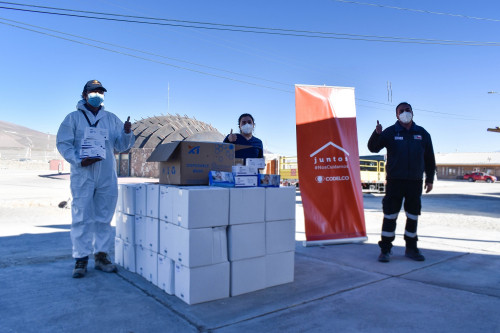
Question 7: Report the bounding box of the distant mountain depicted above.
[0,120,56,150]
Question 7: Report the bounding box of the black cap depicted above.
[84,80,107,92]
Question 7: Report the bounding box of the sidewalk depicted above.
[1,171,499,332]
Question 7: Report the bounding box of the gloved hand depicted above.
[81,157,102,167]
[124,116,131,134]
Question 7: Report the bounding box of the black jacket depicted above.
[368,121,436,183]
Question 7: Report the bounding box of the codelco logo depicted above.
[310,141,351,183]
[188,146,200,154]
[315,175,350,183]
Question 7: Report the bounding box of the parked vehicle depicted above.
[463,172,497,183]
[360,159,386,192]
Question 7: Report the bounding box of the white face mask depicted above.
[399,111,413,124]
[240,123,253,134]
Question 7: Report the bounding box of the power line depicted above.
[1,3,500,46]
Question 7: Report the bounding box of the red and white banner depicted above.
[295,85,367,245]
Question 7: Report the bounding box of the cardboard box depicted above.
[146,183,160,219]
[232,165,258,176]
[227,222,265,261]
[157,254,175,295]
[147,141,235,185]
[122,184,137,215]
[173,187,229,228]
[159,185,176,222]
[145,217,159,253]
[175,262,230,305]
[246,158,266,169]
[266,251,294,288]
[209,171,234,187]
[229,187,265,225]
[234,175,258,187]
[134,215,146,247]
[266,220,296,254]
[123,241,136,273]
[159,221,178,260]
[258,174,280,187]
[175,226,228,268]
[230,256,266,296]
[265,187,296,221]
[114,237,124,266]
[135,183,147,217]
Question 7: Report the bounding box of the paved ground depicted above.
[1,169,499,332]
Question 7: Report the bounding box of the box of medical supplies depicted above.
[228,187,265,224]
[159,221,178,260]
[122,184,136,215]
[135,183,147,216]
[146,183,160,219]
[234,175,258,187]
[114,237,124,266]
[258,174,280,187]
[266,220,296,254]
[266,251,294,288]
[227,223,265,261]
[123,241,136,273]
[117,212,135,245]
[134,215,146,247]
[175,262,230,305]
[265,187,296,221]
[246,158,266,169]
[147,141,234,185]
[159,185,176,222]
[157,254,175,295]
[145,217,159,253]
[232,165,258,176]
[173,187,229,229]
[174,226,228,267]
[208,171,235,187]
[230,256,266,296]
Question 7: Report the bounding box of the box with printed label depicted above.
[175,226,228,268]
[173,187,229,228]
[134,215,146,247]
[209,171,234,187]
[146,183,160,218]
[80,138,106,159]
[84,127,108,141]
[159,185,176,222]
[147,141,235,185]
[114,237,124,266]
[230,256,266,297]
[258,174,280,188]
[144,248,158,285]
[229,187,265,225]
[116,211,135,244]
[159,221,178,260]
[234,176,258,187]
[157,254,175,295]
[232,165,258,176]
[265,187,296,221]
[246,158,266,169]
[135,183,147,217]
[122,184,136,216]
[145,217,159,253]
[266,251,294,288]
[135,245,147,278]
[175,262,230,305]
[123,241,136,273]
[227,222,265,261]
[266,219,296,254]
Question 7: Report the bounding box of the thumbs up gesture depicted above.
[228,129,237,142]
[124,116,131,134]
[376,120,382,134]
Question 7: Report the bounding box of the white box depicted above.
[265,187,296,221]
[123,184,137,216]
[227,223,265,261]
[145,217,159,253]
[157,254,175,295]
[232,165,258,176]
[175,226,227,267]
[159,220,177,259]
[159,185,175,222]
[116,212,135,244]
[146,183,160,218]
[175,262,230,305]
[114,212,123,240]
[229,187,265,225]
[123,241,136,273]
[116,184,124,212]
[135,183,147,217]
[144,248,158,285]
[230,256,266,296]
[266,220,296,254]
[174,187,229,228]
[266,251,294,288]
[135,245,147,278]
[134,215,146,247]
[234,176,258,187]
[246,158,266,169]
[114,237,124,266]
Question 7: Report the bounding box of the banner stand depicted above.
[303,237,368,247]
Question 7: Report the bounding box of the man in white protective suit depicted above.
[57,80,135,278]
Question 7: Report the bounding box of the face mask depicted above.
[399,111,413,124]
[240,123,253,134]
[87,92,104,107]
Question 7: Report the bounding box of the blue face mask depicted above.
[87,92,104,107]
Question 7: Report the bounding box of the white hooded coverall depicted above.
[57,100,135,259]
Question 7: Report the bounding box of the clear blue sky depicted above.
[1,0,500,156]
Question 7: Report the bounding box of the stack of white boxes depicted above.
[114,183,296,305]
